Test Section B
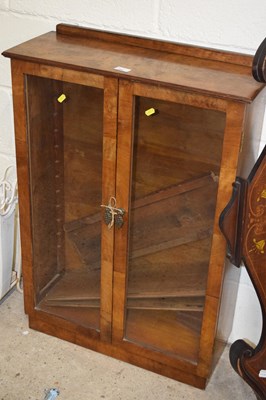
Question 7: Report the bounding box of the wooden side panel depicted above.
[237,88,266,179]
[11,60,34,314]
[205,102,246,297]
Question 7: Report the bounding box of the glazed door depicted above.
[113,81,227,364]
[25,69,117,340]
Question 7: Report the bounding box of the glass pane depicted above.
[26,76,103,330]
[125,96,226,362]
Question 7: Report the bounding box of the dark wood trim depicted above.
[219,177,247,267]
[252,37,266,83]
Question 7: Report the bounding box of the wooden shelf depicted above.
[64,173,217,266]
[127,296,204,312]
[44,269,101,301]
[43,266,206,312]
[44,296,204,312]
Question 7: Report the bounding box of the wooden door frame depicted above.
[112,79,246,377]
[11,59,118,341]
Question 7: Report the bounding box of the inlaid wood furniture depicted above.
[220,144,266,400]
[220,38,266,400]
[2,24,266,389]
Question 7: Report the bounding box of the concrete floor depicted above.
[0,290,256,400]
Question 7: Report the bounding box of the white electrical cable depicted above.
[15,221,23,293]
[0,165,18,216]
[0,165,22,293]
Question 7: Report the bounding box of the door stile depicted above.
[11,60,35,315]
[196,101,246,377]
[99,77,119,341]
[112,80,135,343]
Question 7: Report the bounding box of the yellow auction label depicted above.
[57,94,66,103]
[145,108,156,116]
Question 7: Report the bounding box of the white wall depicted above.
[0,0,266,344]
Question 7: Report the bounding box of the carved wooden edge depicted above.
[219,177,247,267]
[240,145,266,400]
[219,145,266,400]
[229,339,261,400]
[56,24,253,67]
[253,37,266,83]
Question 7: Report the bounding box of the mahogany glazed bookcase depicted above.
[2,24,266,389]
